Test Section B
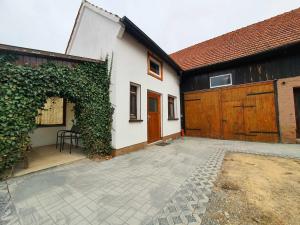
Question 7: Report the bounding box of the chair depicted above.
[56,125,81,154]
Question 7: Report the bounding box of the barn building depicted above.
[171,8,300,144]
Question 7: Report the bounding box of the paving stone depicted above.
[172,216,183,224]
[158,217,169,225]
[2,137,300,225]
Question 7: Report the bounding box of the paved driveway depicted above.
[1,138,299,225]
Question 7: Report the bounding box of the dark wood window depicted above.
[148,52,163,80]
[168,96,175,119]
[36,97,65,126]
[130,85,137,119]
[150,61,160,75]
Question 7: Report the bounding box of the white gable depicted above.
[66,1,124,60]
[67,1,181,150]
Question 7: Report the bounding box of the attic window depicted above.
[148,53,163,80]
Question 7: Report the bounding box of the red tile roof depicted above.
[170,8,300,71]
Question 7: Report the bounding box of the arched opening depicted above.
[0,48,113,178]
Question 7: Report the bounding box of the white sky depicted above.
[0,0,299,54]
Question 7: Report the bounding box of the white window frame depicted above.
[129,82,141,121]
[209,73,232,88]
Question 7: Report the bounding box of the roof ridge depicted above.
[170,7,300,56]
[83,0,121,19]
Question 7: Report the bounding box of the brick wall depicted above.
[277,76,300,143]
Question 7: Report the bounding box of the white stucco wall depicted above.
[66,6,122,148]
[113,33,181,149]
[30,126,64,147]
[67,4,181,149]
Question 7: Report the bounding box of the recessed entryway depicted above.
[147,91,161,143]
[294,88,300,139]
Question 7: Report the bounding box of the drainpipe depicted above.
[179,70,185,133]
[273,79,281,143]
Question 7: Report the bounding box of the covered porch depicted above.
[0,44,98,177]
[13,97,85,176]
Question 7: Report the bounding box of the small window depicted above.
[36,97,65,126]
[168,96,177,120]
[210,74,232,88]
[129,83,141,120]
[149,97,158,112]
[148,52,163,80]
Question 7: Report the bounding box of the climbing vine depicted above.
[0,54,114,174]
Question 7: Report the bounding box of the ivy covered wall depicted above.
[0,54,114,173]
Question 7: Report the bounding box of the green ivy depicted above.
[0,54,114,174]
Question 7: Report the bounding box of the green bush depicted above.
[0,54,113,173]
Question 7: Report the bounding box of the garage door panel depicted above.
[221,87,247,102]
[222,101,245,140]
[243,97,257,134]
[184,100,201,129]
[184,90,221,138]
[184,82,279,143]
[244,88,279,142]
[252,94,278,132]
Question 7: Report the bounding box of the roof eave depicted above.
[182,40,300,75]
[0,43,103,63]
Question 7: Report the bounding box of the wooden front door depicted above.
[147,91,161,143]
[294,88,300,138]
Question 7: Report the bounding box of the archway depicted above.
[0,52,113,176]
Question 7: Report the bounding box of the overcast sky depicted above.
[0,0,299,54]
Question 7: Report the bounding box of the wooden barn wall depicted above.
[13,54,78,67]
[181,48,300,93]
[0,50,82,68]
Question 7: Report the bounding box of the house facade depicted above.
[171,8,300,144]
[66,1,181,153]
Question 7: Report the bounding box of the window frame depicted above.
[129,82,143,122]
[36,97,66,127]
[209,73,232,88]
[147,52,163,81]
[168,95,178,120]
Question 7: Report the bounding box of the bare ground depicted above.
[201,153,300,225]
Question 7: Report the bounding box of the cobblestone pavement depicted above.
[1,138,299,225]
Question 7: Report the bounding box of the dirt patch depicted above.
[201,153,300,225]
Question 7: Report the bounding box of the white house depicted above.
[66,1,181,154]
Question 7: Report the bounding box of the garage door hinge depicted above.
[247,91,274,96]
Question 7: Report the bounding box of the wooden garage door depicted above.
[185,90,221,138]
[184,81,279,142]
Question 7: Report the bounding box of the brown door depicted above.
[222,100,245,140]
[294,88,300,138]
[147,91,161,143]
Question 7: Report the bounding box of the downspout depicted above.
[273,79,281,143]
[179,70,185,132]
